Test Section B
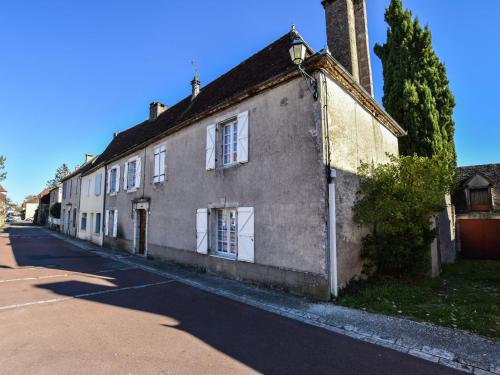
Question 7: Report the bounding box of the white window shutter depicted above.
[196,208,208,254]
[123,162,128,189]
[160,145,166,182]
[237,111,249,163]
[106,171,110,194]
[237,207,254,263]
[206,124,216,170]
[104,210,109,236]
[116,166,121,192]
[113,210,118,237]
[135,157,141,188]
[153,149,160,183]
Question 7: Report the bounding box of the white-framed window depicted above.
[80,213,87,231]
[153,144,166,183]
[124,156,141,191]
[107,165,120,194]
[206,110,249,170]
[216,209,237,256]
[105,209,118,237]
[222,120,238,166]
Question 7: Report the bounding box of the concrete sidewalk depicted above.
[47,229,499,375]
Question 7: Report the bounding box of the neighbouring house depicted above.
[452,163,500,260]
[23,196,40,221]
[78,158,105,246]
[81,0,405,299]
[0,184,7,226]
[48,185,62,230]
[34,189,50,225]
[60,154,95,237]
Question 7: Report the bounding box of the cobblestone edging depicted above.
[46,230,500,375]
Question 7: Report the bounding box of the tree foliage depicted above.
[0,155,6,182]
[46,164,70,189]
[50,203,61,219]
[374,0,456,171]
[353,155,454,276]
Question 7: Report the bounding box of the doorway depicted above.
[135,209,147,255]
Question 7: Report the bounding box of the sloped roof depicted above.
[88,31,305,172]
[456,163,500,186]
[61,155,100,181]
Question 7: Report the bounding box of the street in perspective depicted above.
[0,0,499,374]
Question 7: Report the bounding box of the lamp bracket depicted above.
[297,64,319,101]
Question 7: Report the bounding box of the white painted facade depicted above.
[24,203,39,220]
[78,167,105,246]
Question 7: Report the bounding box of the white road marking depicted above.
[0,280,174,311]
[0,267,140,283]
[0,274,69,283]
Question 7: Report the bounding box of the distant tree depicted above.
[374,0,456,176]
[0,155,6,182]
[46,164,70,189]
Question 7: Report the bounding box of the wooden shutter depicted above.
[153,148,160,183]
[104,210,109,236]
[95,173,102,196]
[237,111,249,163]
[116,166,121,192]
[113,210,118,237]
[206,124,216,170]
[196,208,208,254]
[160,145,166,182]
[123,162,128,190]
[135,157,141,188]
[237,207,254,263]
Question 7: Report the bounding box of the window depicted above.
[470,188,489,211]
[216,209,237,256]
[95,173,102,196]
[69,179,72,198]
[72,208,76,228]
[124,157,141,191]
[80,213,87,231]
[87,179,91,197]
[95,213,101,234]
[62,181,67,199]
[108,166,119,194]
[206,111,249,171]
[106,209,117,237]
[222,120,238,166]
[127,160,137,189]
[153,145,166,183]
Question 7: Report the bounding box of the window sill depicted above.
[108,192,117,197]
[126,187,139,193]
[209,253,237,261]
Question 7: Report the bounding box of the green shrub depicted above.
[50,203,61,219]
[353,154,453,276]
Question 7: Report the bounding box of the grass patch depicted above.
[337,260,500,340]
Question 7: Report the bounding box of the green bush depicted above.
[353,154,453,276]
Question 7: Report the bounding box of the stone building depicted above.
[81,0,405,299]
[78,161,105,246]
[452,163,500,260]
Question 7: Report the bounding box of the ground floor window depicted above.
[95,212,101,234]
[72,208,77,228]
[80,213,87,231]
[216,209,237,256]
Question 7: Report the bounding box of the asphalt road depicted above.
[0,225,462,375]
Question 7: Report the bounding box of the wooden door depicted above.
[460,219,500,260]
[138,210,146,255]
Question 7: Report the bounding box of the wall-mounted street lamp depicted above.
[289,32,319,101]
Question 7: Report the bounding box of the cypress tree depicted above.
[375,0,456,171]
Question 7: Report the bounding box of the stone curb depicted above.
[45,229,500,375]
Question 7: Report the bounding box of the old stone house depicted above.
[78,161,105,246]
[0,184,7,227]
[60,154,95,237]
[452,163,500,260]
[81,0,405,299]
[48,185,62,229]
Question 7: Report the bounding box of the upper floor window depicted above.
[206,110,249,170]
[107,165,120,194]
[153,145,166,183]
[80,213,87,230]
[95,173,102,196]
[470,188,489,211]
[124,156,141,192]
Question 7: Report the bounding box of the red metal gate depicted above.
[460,219,500,260]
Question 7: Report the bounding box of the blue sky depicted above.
[1,0,499,203]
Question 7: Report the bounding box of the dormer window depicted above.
[470,188,489,211]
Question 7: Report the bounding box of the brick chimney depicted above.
[191,72,200,101]
[149,102,167,121]
[85,154,93,163]
[322,0,373,96]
